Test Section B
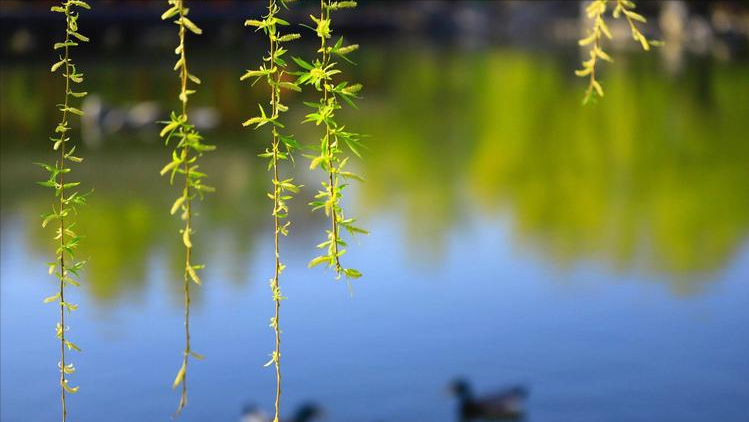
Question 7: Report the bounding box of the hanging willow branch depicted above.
[242,1,301,420]
[296,0,367,282]
[159,0,214,416]
[37,1,91,421]
[576,0,659,104]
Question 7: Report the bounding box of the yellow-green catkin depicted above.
[576,0,659,103]
[297,0,368,283]
[38,1,92,421]
[159,0,214,415]
[242,1,301,420]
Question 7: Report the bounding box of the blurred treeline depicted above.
[1,1,748,58]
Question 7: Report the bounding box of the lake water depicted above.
[1,42,749,422]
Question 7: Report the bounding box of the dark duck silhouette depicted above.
[287,404,322,422]
[240,402,322,422]
[449,378,528,421]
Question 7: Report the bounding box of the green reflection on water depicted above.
[348,48,749,294]
[2,46,748,301]
[1,147,276,310]
[465,51,749,279]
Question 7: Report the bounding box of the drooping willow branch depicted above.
[242,1,301,420]
[38,1,91,421]
[576,0,659,104]
[159,0,214,415]
[296,0,367,281]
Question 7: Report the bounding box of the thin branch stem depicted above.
[243,6,300,416]
[320,0,342,275]
[175,0,192,415]
[56,3,74,418]
[269,1,283,418]
[58,24,71,422]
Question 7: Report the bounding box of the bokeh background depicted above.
[1,1,749,421]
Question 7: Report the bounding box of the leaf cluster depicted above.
[576,0,659,104]
[297,0,367,281]
[159,0,213,293]
[242,0,303,274]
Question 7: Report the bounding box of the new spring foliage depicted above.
[576,0,658,104]
[38,1,91,420]
[296,0,367,281]
[159,0,214,415]
[242,0,301,420]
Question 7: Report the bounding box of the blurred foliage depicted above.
[2,45,748,301]
[350,48,749,295]
[3,148,267,305]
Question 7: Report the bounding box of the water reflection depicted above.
[2,45,748,304]
[1,148,273,307]
[347,48,749,294]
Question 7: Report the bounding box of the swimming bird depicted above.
[286,403,322,422]
[449,378,528,421]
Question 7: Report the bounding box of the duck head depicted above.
[293,402,322,422]
[448,378,473,400]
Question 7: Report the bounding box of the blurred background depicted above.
[1,1,749,421]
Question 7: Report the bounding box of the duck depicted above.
[287,403,322,422]
[240,402,322,422]
[448,378,528,421]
